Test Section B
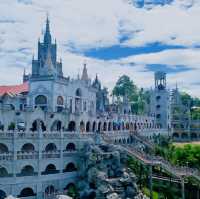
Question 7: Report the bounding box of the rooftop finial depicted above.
[81,60,89,81]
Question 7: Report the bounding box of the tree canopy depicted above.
[112,75,150,114]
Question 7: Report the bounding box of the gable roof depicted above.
[0,82,29,96]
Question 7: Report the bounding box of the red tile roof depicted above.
[0,82,29,96]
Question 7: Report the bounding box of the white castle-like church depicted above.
[0,18,165,199]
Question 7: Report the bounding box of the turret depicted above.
[44,16,52,46]
[155,71,166,90]
[81,63,89,81]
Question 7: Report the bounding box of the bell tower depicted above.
[31,16,63,78]
[155,71,166,90]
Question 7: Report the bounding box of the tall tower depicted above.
[155,71,166,90]
[31,17,63,78]
[150,71,170,129]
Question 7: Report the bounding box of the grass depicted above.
[173,141,200,147]
[142,187,159,199]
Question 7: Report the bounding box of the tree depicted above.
[112,75,150,114]
[112,75,138,101]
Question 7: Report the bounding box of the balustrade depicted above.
[17,151,39,160]
[42,151,60,159]
[0,152,13,161]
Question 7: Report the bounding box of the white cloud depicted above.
[0,0,199,97]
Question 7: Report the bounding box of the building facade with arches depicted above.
[0,18,163,199]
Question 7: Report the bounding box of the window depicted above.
[35,95,47,110]
[57,96,64,106]
[76,88,82,97]
[83,101,87,111]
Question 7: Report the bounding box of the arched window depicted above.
[45,143,57,152]
[92,122,96,132]
[76,88,82,97]
[68,121,76,132]
[19,188,35,197]
[31,120,46,132]
[103,122,107,131]
[35,95,47,110]
[98,122,101,132]
[80,121,85,132]
[0,167,9,177]
[51,120,62,131]
[66,143,76,151]
[108,122,111,131]
[21,143,35,152]
[86,122,90,132]
[0,190,6,199]
[57,96,64,105]
[64,163,77,172]
[43,164,57,175]
[20,165,34,176]
[0,143,8,154]
[57,96,64,112]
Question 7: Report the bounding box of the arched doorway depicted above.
[103,122,107,131]
[0,167,9,177]
[66,143,76,151]
[45,143,57,152]
[80,121,85,132]
[173,133,179,139]
[98,122,101,132]
[31,120,46,132]
[19,188,35,197]
[108,122,111,131]
[43,164,57,175]
[92,122,96,132]
[64,163,77,172]
[0,143,8,153]
[68,121,76,132]
[21,143,35,152]
[0,190,6,199]
[86,122,90,132]
[20,165,34,176]
[191,133,197,140]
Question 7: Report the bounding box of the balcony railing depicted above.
[0,152,13,161]
[17,151,39,160]
[42,151,60,159]
[16,172,38,177]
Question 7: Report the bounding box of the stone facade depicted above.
[0,18,161,199]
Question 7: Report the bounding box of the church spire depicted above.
[81,62,89,81]
[44,15,52,45]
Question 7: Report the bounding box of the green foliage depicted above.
[112,75,138,100]
[112,75,150,114]
[8,122,15,130]
[142,187,159,199]
[191,108,200,120]
[181,92,192,106]
[67,185,79,199]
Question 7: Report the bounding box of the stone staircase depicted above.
[101,132,200,182]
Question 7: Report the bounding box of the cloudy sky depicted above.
[0,0,200,97]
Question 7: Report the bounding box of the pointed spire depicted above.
[81,61,89,81]
[23,68,26,76]
[44,14,52,45]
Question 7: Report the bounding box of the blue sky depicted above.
[0,0,200,97]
